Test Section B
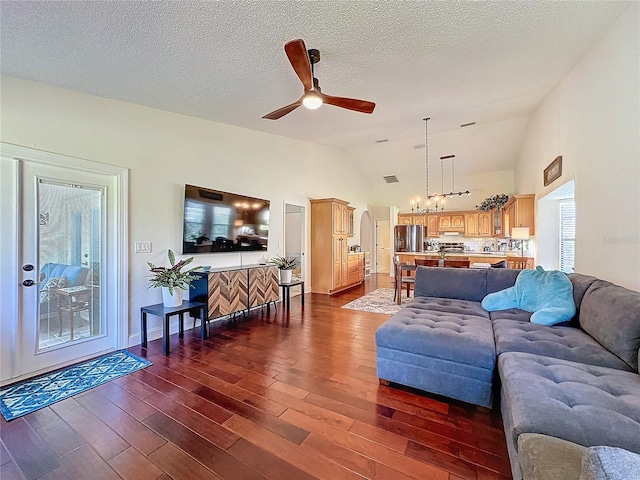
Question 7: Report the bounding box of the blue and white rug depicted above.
[0,350,152,421]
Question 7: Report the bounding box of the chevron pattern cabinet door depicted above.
[265,266,280,303]
[207,272,226,318]
[249,266,279,307]
[226,270,248,314]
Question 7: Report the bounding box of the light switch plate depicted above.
[135,241,152,253]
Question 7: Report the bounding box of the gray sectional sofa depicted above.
[375,266,640,480]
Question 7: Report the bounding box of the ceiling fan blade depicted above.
[321,94,376,114]
[284,39,313,91]
[262,100,302,120]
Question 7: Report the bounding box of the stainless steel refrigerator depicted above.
[394,225,427,252]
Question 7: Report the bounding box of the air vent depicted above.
[383,175,399,183]
[460,122,476,128]
[413,144,426,150]
[376,139,389,143]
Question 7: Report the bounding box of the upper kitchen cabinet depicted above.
[477,212,492,237]
[347,206,355,237]
[504,194,536,236]
[438,214,464,232]
[426,215,439,237]
[398,214,413,225]
[332,200,349,235]
[464,213,478,237]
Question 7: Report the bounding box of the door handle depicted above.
[22,279,41,287]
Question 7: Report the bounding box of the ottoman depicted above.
[376,297,496,408]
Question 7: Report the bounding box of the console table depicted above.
[140,301,206,355]
[191,264,280,323]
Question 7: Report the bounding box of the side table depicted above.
[140,301,206,355]
[278,280,305,311]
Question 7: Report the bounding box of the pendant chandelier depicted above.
[411,117,470,214]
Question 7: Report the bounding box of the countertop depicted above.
[395,251,528,258]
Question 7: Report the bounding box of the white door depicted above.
[0,147,127,385]
[376,220,391,274]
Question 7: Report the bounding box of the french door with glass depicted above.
[0,145,127,385]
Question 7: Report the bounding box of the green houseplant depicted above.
[268,255,300,283]
[148,249,199,307]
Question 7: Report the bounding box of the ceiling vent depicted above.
[413,144,426,149]
[460,122,476,128]
[383,175,399,183]
[376,139,389,143]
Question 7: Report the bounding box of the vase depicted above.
[161,287,183,307]
[280,269,292,284]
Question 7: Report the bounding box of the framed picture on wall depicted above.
[544,156,563,186]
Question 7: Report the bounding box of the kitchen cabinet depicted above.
[438,214,464,232]
[347,253,365,285]
[478,212,492,237]
[398,214,412,225]
[427,215,439,237]
[398,214,426,225]
[347,206,355,237]
[464,213,478,237]
[492,208,506,237]
[504,194,536,236]
[311,198,362,294]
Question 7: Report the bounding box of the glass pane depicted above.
[37,181,103,350]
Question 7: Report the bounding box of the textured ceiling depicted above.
[0,1,630,177]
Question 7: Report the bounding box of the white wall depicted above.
[516,4,640,290]
[0,76,373,342]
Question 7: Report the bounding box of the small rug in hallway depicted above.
[341,288,413,315]
[0,350,152,421]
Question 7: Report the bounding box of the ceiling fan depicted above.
[262,39,376,120]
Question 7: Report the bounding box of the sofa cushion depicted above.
[518,433,585,480]
[579,280,640,372]
[39,276,68,303]
[486,267,520,295]
[493,319,632,371]
[414,266,487,302]
[499,352,640,455]
[376,297,494,369]
[568,273,599,322]
[490,308,532,323]
[580,446,640,480]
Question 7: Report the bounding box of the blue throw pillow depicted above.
[481,266,576,326]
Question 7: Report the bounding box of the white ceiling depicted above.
[0,1,630,180]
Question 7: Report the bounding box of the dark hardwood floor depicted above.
[1,274,512,480]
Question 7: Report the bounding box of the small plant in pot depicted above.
[268,255,299,284]
[148,249,199,307]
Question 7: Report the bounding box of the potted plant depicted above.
[476,194,509,212]
[148,249,199,307]
[268,255,299,283]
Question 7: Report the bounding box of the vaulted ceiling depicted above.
[0,1,630,183]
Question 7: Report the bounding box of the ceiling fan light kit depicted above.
[263,39,375,120]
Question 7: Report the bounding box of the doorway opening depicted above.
[284,203,305,297]
[375,219,391,274]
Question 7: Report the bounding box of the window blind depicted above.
[559,201,576,273]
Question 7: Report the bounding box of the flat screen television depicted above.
[182,184,270,254]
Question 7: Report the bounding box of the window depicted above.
[559,200,576,273]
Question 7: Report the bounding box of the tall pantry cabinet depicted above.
[311,198,351,294]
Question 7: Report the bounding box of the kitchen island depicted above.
[395,252,535,268]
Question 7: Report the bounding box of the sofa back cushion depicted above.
[568,273,600,324]
[40,263,89,290]
[486,268,520,295]
[579,280,640,372]
[414,266,487,302]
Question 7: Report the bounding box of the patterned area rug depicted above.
[0,350,152,421]
[341,288,413,315]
